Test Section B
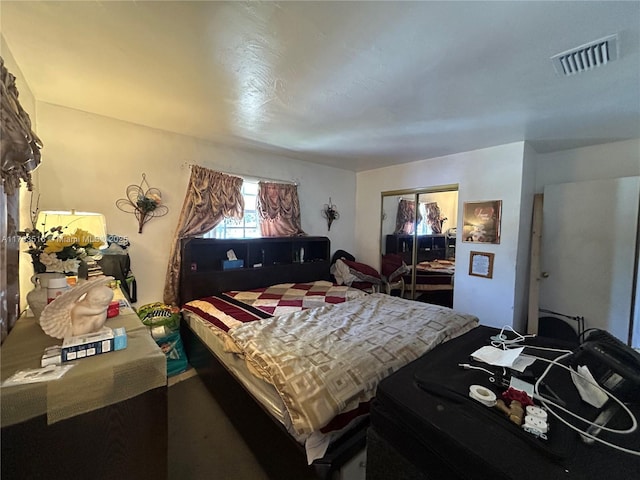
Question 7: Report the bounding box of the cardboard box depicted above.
[222,259,244,270]
[61,327,127,362]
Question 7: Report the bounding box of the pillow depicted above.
[341,259,382,285]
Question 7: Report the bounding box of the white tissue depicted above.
[226,249,237,260]
[571,365,608,408]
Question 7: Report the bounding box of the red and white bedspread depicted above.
[181,280,368,352]
[182,293,272,333]
[225,280,368,316]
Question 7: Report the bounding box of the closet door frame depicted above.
[380,184,458,300]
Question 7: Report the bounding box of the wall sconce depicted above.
[321,197,340,231]
[116,173,168,233]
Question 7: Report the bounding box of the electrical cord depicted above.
[490,325,537,349]
[489,325,576,354]
[530,352,640,456]
[458,363,495,376]
[482,325,639,455]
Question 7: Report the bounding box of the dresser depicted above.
[1,306,168,479]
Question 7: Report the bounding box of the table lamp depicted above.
[36,210,108,249]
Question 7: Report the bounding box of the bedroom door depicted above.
[539,176,640,345]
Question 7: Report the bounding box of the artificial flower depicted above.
[23,227,103,274]
[136,193,161,213]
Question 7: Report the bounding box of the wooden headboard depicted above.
[178,236,331,305]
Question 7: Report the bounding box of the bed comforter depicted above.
[228,293,478,436]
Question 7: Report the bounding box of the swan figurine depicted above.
[39,276,115,339]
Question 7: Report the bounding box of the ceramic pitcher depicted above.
[27,272,65,323]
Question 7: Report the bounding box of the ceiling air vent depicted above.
[551,34,618,76]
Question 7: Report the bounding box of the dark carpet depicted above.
[168,372,317,480]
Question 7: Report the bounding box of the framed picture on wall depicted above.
[462,200,502,244]
[469,251,495,278]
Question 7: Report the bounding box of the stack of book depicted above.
[81,258,104,279]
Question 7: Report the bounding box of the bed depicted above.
[178,237,477,478]
[403,259,455,294]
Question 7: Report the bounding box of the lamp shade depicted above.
[36,210,108,249]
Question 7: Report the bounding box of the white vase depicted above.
[27,273,65,323]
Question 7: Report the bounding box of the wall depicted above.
[356,142,527,328]
[512,143,538,332]
[534,139,640,345]
[31,103,356,306]
[534,139,640,191]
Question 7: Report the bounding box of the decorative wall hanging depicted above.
[116,173,168,233]
[462,200,502,244]
[321,197,340,231]
[1,56,43,195]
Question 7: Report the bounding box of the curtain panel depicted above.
[394,199,422,234]
[163,166,244,305]
[425,202,444,234]
[256,182,305,236]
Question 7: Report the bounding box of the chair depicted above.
[381,254,409,297]
[538,316,580,347]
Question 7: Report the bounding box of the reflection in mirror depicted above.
[418,190,458,245]
[380,186,458,305]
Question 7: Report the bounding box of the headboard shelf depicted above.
[179,236,331,304]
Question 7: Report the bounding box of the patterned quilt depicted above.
[225,280,368,316]
[228,293,478,436]
[182,294,272,333]
[181,281,368,333]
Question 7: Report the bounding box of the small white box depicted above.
[61,327,127,362]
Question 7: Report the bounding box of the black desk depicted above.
[367,326,640,480]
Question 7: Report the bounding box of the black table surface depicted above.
[371,326,640,480]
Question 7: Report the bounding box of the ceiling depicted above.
[1,1,639,172]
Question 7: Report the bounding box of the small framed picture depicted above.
[462,200,502,244]
[469,251,495,279]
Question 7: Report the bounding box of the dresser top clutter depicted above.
[1,290,168,480]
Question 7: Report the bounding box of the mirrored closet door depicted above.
[380,185,458,303]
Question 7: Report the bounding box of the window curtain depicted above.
[256,182,305,236]
[425,202,446,234]
[163,166,244,305]
[394,199,422,234]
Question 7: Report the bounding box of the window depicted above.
[417,203,429,235]
[204,181,260,239]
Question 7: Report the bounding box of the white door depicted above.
[539,177,640,344]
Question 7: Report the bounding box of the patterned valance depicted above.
[1,56,43,195]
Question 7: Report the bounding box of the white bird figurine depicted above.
[39,276,115,339]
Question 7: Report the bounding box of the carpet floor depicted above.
[168,370,317,480]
